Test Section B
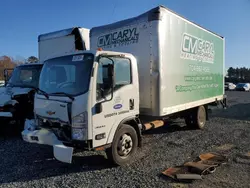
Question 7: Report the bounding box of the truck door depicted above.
[92,54,138,148]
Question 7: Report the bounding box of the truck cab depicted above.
[22,49,140,165]
[0,63,43,134]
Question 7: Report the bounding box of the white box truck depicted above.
[0,27,89,136]
[22,5,226,166]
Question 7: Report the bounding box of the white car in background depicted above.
[0,81,5,87]
[235,83,250,91]
[225,82,236,91]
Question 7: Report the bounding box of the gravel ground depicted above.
[0,91,250,188]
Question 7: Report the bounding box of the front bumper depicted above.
[0,112,12,118]
[22,128,74,163]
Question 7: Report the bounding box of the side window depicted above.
[96,57,131,100]
[20,70,32,82]
[114,58,131,88]
[96,58,111,100]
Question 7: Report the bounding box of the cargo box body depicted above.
[38,27,90,62]
[90,5,225,117]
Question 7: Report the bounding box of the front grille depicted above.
[36,115,71,141]
[37,115,68,128]
[40,119,61,128]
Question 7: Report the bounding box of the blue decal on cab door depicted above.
[113,104,122,110]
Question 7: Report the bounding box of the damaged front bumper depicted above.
[22,128,74,164]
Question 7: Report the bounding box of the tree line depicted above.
[226,67,250,83]
[0,56,38,80]
[0,57,248,84]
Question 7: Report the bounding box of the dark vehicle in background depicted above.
[0,63,43,135]
[235,83,250,91]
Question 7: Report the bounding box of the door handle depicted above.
[129,99,134,110]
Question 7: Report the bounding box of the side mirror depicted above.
[4,69,8,78]
[4,69,9,86]
[102,64,114,96]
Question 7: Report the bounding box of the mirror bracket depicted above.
[95,102,102,114]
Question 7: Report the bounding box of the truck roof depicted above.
[18,62,43,67]
[42,50,95,61]
[158,5,224,39]
[42,49,135,61]
[90,5,224,40]
[38,27,82,42]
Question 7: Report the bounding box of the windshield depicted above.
[7,65,43,88]
[39,54,94,96]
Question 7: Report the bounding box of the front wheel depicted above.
[106,124,138,166]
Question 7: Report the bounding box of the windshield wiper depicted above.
[6,83,19,87]
[50,92,75,101]
[35,88,49,99]
[24,86,49,99]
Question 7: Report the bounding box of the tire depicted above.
[185,105,207,129]
[106,124,138,166]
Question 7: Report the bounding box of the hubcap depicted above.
[117,134,133,157]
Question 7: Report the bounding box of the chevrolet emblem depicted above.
[46,111,55,115]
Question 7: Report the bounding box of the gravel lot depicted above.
[0,91,250,188]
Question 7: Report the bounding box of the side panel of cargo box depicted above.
[90,14,160,116]
[90,6,225,117]
[158,8,224,116]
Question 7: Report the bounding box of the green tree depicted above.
[0,56,16,80]
[227,67,234,78]
[27,56,38,63]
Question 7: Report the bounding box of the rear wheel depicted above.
[185,105,207,129]
[106,124,138,166]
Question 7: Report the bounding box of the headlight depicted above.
[72,128,85,140]
[72,112,87,128]
[71,112,88,140]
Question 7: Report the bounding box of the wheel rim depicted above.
[117,133,133,157]
[198,107,206,126]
